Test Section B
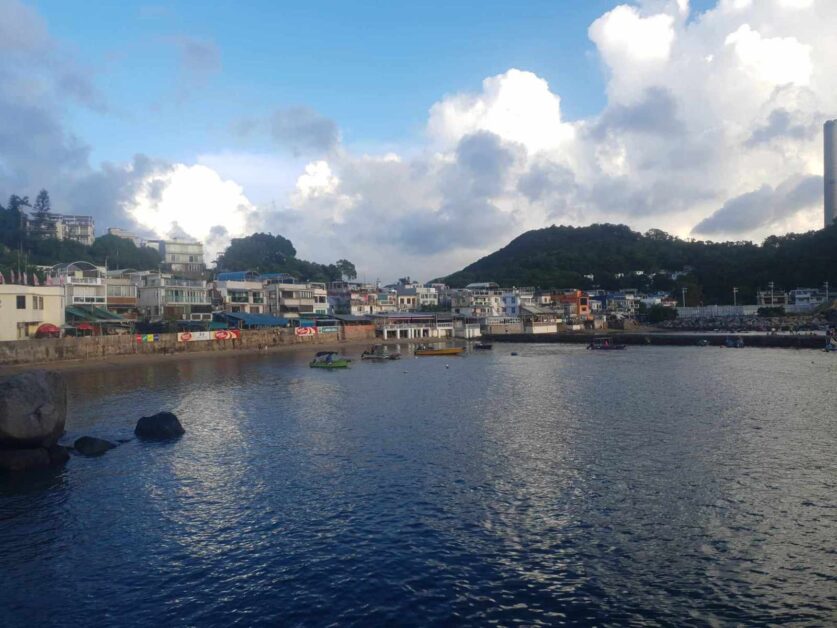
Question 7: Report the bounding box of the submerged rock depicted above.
[74,436,117,457]
[134,412,184,440]
[0,448,51,472]
[46,444,71,466]
[0,371,67,449]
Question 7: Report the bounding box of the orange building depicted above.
[556,290,591,319]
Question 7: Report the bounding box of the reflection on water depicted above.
[1,345,836,626]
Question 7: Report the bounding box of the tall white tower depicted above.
[825,120,837,227]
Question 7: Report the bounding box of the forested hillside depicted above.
[442,224,837,305]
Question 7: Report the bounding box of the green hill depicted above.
[441,223,837,306]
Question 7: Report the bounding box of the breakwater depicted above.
[483,332,829,349]
[0,324,376,367]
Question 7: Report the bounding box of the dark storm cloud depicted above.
[66,154,175,234]
[692,175,822,235]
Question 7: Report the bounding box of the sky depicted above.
[0,0,833,281]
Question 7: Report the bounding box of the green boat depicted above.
[309,351,351,368]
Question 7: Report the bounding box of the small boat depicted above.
[696,339,710,347]
[724,337,744,348]
[473,342,493,350]
[414,345,465,356]
[587,336,627,350]
[361,346,401,360]
[310,351,351,368]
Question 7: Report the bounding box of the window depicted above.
[16,295,25,309]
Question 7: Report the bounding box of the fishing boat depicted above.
[587,336,627,351]
[361,346,401,360]
[474,342,493,350]
[414,345,465,356]
[309,351,351,368]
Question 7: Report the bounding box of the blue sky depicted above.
[36,0,631,164]
[2,0,831,279]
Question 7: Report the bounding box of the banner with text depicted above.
[177,330,241,342]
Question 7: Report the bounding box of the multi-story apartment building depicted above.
[147,239,206,275]
[265,281,328,319]
[137,273,212,320]
[28,213,95,246]
[451,283,504,318]
[0,285,65,341]
[213,271,265,314]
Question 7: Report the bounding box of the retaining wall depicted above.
[483,332,828,349]
[0,326,376,367]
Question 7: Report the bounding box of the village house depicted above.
[0,284,66,341]
[49,261,108,308]
[137,273,212,321]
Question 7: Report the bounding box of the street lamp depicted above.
[825,281,830,303]
[732,287,738,307]
[681,286,687,308]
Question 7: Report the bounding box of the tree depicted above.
[0,195,29,248]
[335,259,357,281]
[29,189,54,240]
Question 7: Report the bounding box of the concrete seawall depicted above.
[483,333,829,350]
[0,325,377,367]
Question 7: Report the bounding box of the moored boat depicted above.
[474,342,493,350]
[310,351,352,368]
[361,346,401,360]
[587,336,627,350]
[414,345,465,356]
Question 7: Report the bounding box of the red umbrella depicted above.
[76,323,94,331]
[35,323,61,338]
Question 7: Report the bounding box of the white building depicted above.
[138,273,212,320]
[265,281,328,319]
[0,285,66,341]
[148,239,206,275]
[29,213,95,246]
[48,261,107,307]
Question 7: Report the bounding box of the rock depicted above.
[46,444,71,467]
[0,448,51,472]
[134,412,184,440]
[0,371,67,449]
[73,436,117,457]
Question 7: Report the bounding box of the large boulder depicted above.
[0,371,67,448]
[0,448,51,472]
[134,412,184,440]
[74,436,117,457]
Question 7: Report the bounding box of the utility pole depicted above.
[733,287,738,307]
[681,286,687,308]
[825,281,830,303]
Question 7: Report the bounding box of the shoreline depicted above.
[0,337,407,375]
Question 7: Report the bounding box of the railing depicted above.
[65,277,102,285]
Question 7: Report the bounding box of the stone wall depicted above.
[0,326,376,367]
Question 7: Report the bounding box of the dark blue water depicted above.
[2,344,836,626]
